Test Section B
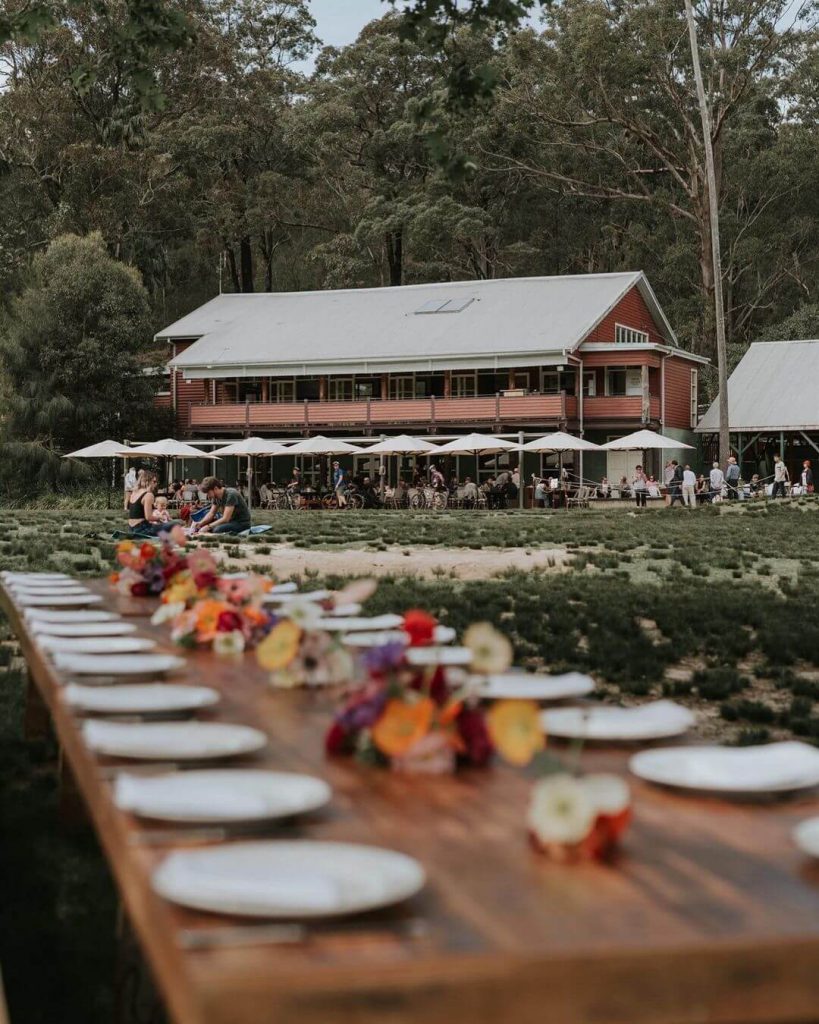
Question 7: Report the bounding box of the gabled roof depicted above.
[161,272,677,379]
[697,340,819,432]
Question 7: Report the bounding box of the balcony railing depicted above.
[189,393,569,431]
[582,396,660,421]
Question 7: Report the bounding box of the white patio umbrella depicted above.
[602,429,694,451]
[210,438,292,509]
[434,432,520,488]
[361,435,442,495]
[127,438,222,459]
[63,439,132,459]
[286,435,363,491]
[522,432,603,498]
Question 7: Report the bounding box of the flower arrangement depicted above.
[109,528,190,598]
[324,611,514,774]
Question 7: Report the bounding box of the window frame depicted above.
[451,372,477,398]
[690,368,698,428]
[328,377,354,402]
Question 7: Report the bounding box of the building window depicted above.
[690,368,698,428]
[605,366,643,397]
[328,378,353,401]
[452,372,477,398]
[583,372,596,397]
[237,378,261,402]
[390,376,414,400]
[615,324,650,345]
[541,370,577,395]
[271,380,295,402]
[355,378,377,399]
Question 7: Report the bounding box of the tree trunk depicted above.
[385,230,403,286]
[240,235,254,292]
[683,0,730,465]
[225,244,240,293]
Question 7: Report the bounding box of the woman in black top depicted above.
[127,471,161,537]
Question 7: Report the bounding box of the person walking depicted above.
[724,456,741,500]
[682,464,697,508]
[801,459,814,494]
[332,461,349,508]
[632,465,647,508]
[772,454,788,498]
[709,461,725,502]
[668,460,684,506]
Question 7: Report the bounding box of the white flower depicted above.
[281,599,323,631]
[583,773,630,816]
[528,774,596,845]
[213,630,246,657]
[463,622,513,675]
[151,601,186,625]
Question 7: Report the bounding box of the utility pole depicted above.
[683,0,730,464]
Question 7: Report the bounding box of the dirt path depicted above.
[223,543,571,580]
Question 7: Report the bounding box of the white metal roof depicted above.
[161,272,677,379]
[697,340,819,432]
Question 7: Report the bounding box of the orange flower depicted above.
[139,542,158,560]
[487,700,544,766]
[194,599,231,644]
[372,697,435,758]
[256,620,302,671]
[242,606,270,628]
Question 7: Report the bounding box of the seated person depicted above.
[151,495,170,523]
[647,476,661,499]
[360,476,381,508]
[749,473,763,497]
[462,475,480,507]
[194,476,251,535]
[618,475,631,498]
[258,482,271,506]
[598,477,611,499]
[695,474,709,502]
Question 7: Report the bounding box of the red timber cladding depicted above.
[586,285,666,345]
[663,355,696,430]
[171,341,207,436]
[580,351,661,368]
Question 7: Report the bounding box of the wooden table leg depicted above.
[23,668,52,742]
[57,745,89,826]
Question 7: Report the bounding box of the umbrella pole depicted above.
[247,455,252,510]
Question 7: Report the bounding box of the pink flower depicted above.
[391,731,456,775]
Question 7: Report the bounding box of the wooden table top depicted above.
[4,578,819,1024]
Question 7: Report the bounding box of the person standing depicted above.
[709,461,725,502]
[124,464,137,510]
[772,454,788,498]
[668,460,684,506]
[801,459,814,494]
[663,460,674,506]
[632,465,647,508]
[682,464,697,508]
[333,461,349,508]
[725,456,741,500]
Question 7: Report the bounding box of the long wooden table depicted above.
[4,577,819,1024]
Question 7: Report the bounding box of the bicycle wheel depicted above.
[349,493,364,510]
[322,494,338,510]
[409,492,425,510]
[432,491,448,511]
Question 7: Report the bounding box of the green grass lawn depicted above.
[2,500,819,1022]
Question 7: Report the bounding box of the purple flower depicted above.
[147,568,166,595]
[362,641,406,675]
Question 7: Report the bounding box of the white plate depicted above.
[64,683,219,715]
[12,586,92,599]
[114,770,330,823]
[328,603,362,617]
[793,817,819,858]
[83,720,267,760]
[265,589,331,605]
[40,635,157,655]
[542,700,695,741]
[152,841,425,918]
[53,652,186,676]
[405,646,473,667]
[8,580,86,591]
[24,609,120,624]
[317,614,405,632]
[474,670,595,702]
[31,621,138,638]
[15,593,103,607]
[2,572,72,581]
[630,741,819,795]
[269,582,298,594]
[343,626,455,649]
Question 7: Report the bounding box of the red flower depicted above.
[456,708,494,767]
[216,609,243,633]
[324,721,350,756]
[193,570,218,590]
[139,542,157,560]
[402,609,437,646]
[131,581,149,597]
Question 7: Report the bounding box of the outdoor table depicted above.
[3,577,819,1024]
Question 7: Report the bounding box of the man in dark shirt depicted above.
[196,476,251,535]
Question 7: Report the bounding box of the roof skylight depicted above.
[414,297,475,315]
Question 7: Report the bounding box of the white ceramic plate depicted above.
[152,841,425,918]
[12,587,92,599]
[318,614,405,632]
[114,770,331,823]
[83,720,267,760]
[53,652,186,676]
[474,670,595,702]
[269,582,297,594]
[41,635,157,655]
[542,700,695,741]
[793,817,819,858]
[630,741,819,795]
[343,626,455,649]
[327,603,362,617]
[15,593,103,607]
[64,683,219,715]
[2,572,72,581]
[405,646,473,667]
[265,589,330,605]
[24,609,120,624]
[31,621,138,638]
[8,580,86,592]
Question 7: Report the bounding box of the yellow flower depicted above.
[464,622,513,675]
[256,620,302,672]
[162,574,198,607]
[487,699,544,766]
